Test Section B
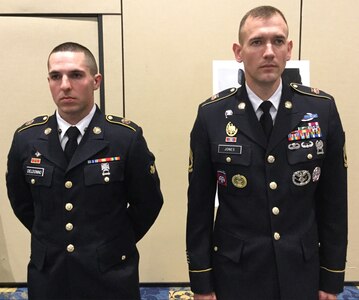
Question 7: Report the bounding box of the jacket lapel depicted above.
[267,84,304,152]
[67,108,109,171]
[229,87,267,149]
[32,115,68,171]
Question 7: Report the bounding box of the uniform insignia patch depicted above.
[17,115,49,133]
[343,143,348,168]
[87,156,120,164]
[44,128,52,135]
[315,140,324,155]
[225,110,233,118]
[232,174,247,188]
[302,113,318,122]
[26,166,45,177]
[218,144,242,155]
[225,137,237,143]
[31,158,41,164]
[93,127,102,134]
[188,149,193,173]
[101,163,110,176]
[292,170,311,186]
[226,122,238,137]
[217,171,227,186]
[288,122,322,141]
[150,164,156,174]
[312,167,321,182]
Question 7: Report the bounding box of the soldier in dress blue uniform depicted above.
[6,42,163,300]
[186,6,347,300]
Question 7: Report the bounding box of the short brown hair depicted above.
[48,42,98,75]
[238,6,288,43]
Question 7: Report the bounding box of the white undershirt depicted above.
[246,80,282,124]
[56,104,96,150]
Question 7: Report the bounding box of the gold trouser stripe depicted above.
[320,266,345,273]
[189,268,212,273]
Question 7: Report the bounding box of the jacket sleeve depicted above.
[6,133,34,232]
[186,107,217,294]
[125,127,163,242]
[316,98,348,294]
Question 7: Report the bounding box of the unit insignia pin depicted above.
[225,110,233,118]
[285,101,293,109]
[315,140,324,155]
[238,102,246,110]
[292,170,311,186]
[44,128,52,135]
[93,127,102,134]
[232,174,247,188]
[312,167,321,182]
[226,122,238,137]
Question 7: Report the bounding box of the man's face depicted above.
[233,14,292,88]
[48,51,101,124]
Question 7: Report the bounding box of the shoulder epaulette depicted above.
[290,83,332,100]
[201,87,238,108]
[17,115,49,133]
[105,115,137,131]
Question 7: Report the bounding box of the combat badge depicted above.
[226,122,238,137]
[292,170,311,186]
[232,174,247,188]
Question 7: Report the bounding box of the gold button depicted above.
[267,155,275,164]
[226,157,232,163]
[214,246,218,252]
[285,101,292,109]
[307,154,313,160]
[104,176,110,183]
[31,178,36,184]
[67,244,75,252]
[65,223,73,231]
[238,102,246,110]
[65,181,73,189]
[65,203,73,211]
[274,232,281,240]
[272,207,280,215]
[269,182,277,190]
[121,255,126,261]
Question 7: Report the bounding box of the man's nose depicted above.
[263,43,275,57]
[60,76,71,90]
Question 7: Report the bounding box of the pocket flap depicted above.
[213,228,244,263]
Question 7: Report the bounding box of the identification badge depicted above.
[26,166,45,177]
[218,144,242,155]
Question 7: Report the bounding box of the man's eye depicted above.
[251,40,262,46]
[274,39,285,45]
[50,74,61,80]
[70,73,83,79]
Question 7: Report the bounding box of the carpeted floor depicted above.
[0,285,359,300]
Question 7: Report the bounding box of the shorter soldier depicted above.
[6,42,163,300]
[186,6,347,300]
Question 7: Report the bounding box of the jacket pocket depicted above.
[84,161,124,186]
[24,164,54,187]
[30,235,47,270]
[97,235,137,273]
[213,228,244,263]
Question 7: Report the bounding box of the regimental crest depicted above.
[226,122,238,137]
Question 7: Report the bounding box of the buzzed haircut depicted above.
[238,6,289,43]
[48,42,98,75]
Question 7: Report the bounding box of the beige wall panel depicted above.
[302,0,359,281]
[102,15,124,115]
[123,0,301,282]
[0,16,99,282]
[0,0,120,14]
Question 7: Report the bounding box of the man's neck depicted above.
[246,79,281,101]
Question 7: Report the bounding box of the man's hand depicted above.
[193,292,217,300]
[319,290,337,300]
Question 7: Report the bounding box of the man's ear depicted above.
[233,43,243,63]
[93,74,102,90]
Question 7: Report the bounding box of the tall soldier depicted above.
[6,42,163,300]
[186,6,347,300]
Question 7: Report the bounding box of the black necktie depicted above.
[260,101,273,140]
[64,126,80,162]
